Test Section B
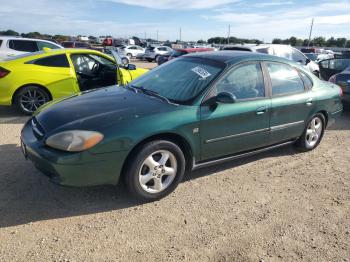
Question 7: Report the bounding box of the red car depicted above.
[158,48,214,65]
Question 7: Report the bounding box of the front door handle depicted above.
[256,106,267,115]
[306,98,313,106]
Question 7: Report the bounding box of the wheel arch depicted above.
[121,132,194,179]
[317,110,329,126]
[12,83,53,104]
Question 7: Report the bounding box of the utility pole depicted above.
[227,24,231,44]
[307,18,314,48]
[179,27,182,42]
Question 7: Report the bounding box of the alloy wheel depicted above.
[305,116,323,148]
[19,88,47,113]
[139,150,177,194]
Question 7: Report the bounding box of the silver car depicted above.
[144,46,173,62]
[222,44,320,77]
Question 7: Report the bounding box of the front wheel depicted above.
[124,140,186,201]
[295,114,325,151]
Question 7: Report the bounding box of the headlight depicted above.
[45,130,104,152]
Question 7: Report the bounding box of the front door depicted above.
[200,62,271,161]
[264,62,315,144]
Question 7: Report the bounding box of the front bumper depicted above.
[21,119,128,187]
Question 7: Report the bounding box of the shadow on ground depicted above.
[0,142,297,228]
[0,106,28,124]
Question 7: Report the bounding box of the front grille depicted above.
[31,117,45,139]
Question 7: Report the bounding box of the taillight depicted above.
[0,67,10,78]
[339,86,344,97]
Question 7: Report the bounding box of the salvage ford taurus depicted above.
[21,51,343,201]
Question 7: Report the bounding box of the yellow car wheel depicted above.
[14,85,51,115]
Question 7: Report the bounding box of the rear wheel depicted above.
[124,140,186,201]
[295,114,325,151]
[155,55,160,63]
[14,85,50,115]
[126,53,132,59]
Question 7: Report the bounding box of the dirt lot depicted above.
[0,92,349,260]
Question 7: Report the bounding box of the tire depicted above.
[124,140,186,201]
[146,58,153,62]
[14,85,51,115]
[295,113,325,151]
[121,57,129,65]
[126,53,132,59]
[155,55,160,63]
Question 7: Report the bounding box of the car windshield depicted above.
[305,53,318,61]
[171,50,187,57]
[129,57,225,104]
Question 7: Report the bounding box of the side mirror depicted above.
[127,64,136,70]
[216,92,237,103]
[305,58,311,65]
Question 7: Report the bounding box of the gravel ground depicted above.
[0,80,349,260]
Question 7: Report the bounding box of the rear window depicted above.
[32,54,70,67]
[223,47,252,51]
[9,40,38,52]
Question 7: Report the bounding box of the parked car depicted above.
[20,51,343,201]
[157,48,214,65]
[329,66,350,104]
[120,45,145,59]
[61,41,91,49]
[0,49,148,114]
[222,44,320,76]
[144,46,173,62]
[0,36,62,60]
[318,58,350,80]
[305,53,333,63]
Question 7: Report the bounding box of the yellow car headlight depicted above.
[46,130,104,152]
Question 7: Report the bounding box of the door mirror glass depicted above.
[216,92,237,103]
[128,64,136,70]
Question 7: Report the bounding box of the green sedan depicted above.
[21,52,343,201]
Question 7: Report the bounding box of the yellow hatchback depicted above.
[0,48,148,114]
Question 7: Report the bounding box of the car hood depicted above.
[34,86,177,135]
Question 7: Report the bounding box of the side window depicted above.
[267,63,305,96]
[299,70,313,89]
[9,40,38,52]
[216,62,265,100]
[33,54,70,67]
[37,41,61,50]
[273,46,292,60]
[292,49,306,64]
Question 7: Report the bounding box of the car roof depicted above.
[185,50,295,65]
[0,36,58,43]
[1,48,111,62]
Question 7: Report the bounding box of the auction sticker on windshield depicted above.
[191,66,211,79]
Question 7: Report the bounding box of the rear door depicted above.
[264,62,315,144]
[200,61,271,160]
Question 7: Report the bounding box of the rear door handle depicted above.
[306,98,313,106]
[256,106,268,115]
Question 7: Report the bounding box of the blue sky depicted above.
[1,0,350,42]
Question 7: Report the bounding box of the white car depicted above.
[0,36,63,60]
[223,44,320,76]
[121,45,145,59]
[144,46,173,62]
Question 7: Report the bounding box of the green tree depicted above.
[0,29,19,36]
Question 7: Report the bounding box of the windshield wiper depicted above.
[129,85,178,105]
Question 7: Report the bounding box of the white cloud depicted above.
[255,1,294,8]
[103,0,240,9]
